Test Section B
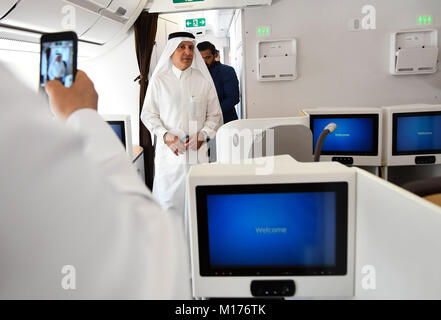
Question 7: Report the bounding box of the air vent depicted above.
[115,7,127,16]
[66,0,128,23]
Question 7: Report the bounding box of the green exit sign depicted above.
[418,15,432,25]
[186,18,206,28]
[257,26,271,37]
[173,0,204,3]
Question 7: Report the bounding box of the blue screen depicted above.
[206,192,337,267]
[110,123,124,143]
[396,115,441,152]
[312,117,374,152]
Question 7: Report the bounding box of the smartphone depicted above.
[40,31,77,88]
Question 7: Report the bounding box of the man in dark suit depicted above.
[197,41,240,124]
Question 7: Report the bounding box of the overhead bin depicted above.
[80,18,122,44]
[80,0,144,43]
[88,0,113,7]
[147,0,272,13]
[0,0,148,58]
[1,0,100,37]
[106,0,141,20]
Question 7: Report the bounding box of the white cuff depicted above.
[198,130,208,142]
[155,127,168,142]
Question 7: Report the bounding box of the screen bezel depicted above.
[196,182,348,277]
[392,111,441,156]
[309,114,379,156]
[107,121,127,148]
[40,31,78,88]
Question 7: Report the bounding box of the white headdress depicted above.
[148,32,223,138]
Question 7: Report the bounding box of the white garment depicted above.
[141,37,222,218]
[48,59,66,80]
[0,64,191,299]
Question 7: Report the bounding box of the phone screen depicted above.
[40,39,75,88]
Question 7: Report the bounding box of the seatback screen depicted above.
[310,114,379,155]
[107,121,126,148]
[393,111,441,155]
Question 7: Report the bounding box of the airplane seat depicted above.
[401,176,441,207]
[254,124,334,163]
[254,124,314,162]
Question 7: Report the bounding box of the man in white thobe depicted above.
[0,63,191,299]
[141,32,223,219]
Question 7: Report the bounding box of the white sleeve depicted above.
[64,109,192,299]
[66,108,150,196]
[140,77,168,141]
[201,82,223,139]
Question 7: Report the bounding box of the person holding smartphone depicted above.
[0,59,191,298]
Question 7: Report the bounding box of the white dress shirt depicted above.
[142,65,222,142]
[140,65,222,217]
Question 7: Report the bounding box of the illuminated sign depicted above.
[186,18,206,28]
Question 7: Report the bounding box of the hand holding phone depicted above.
[45,70,98,120]
[40,31,77,88]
